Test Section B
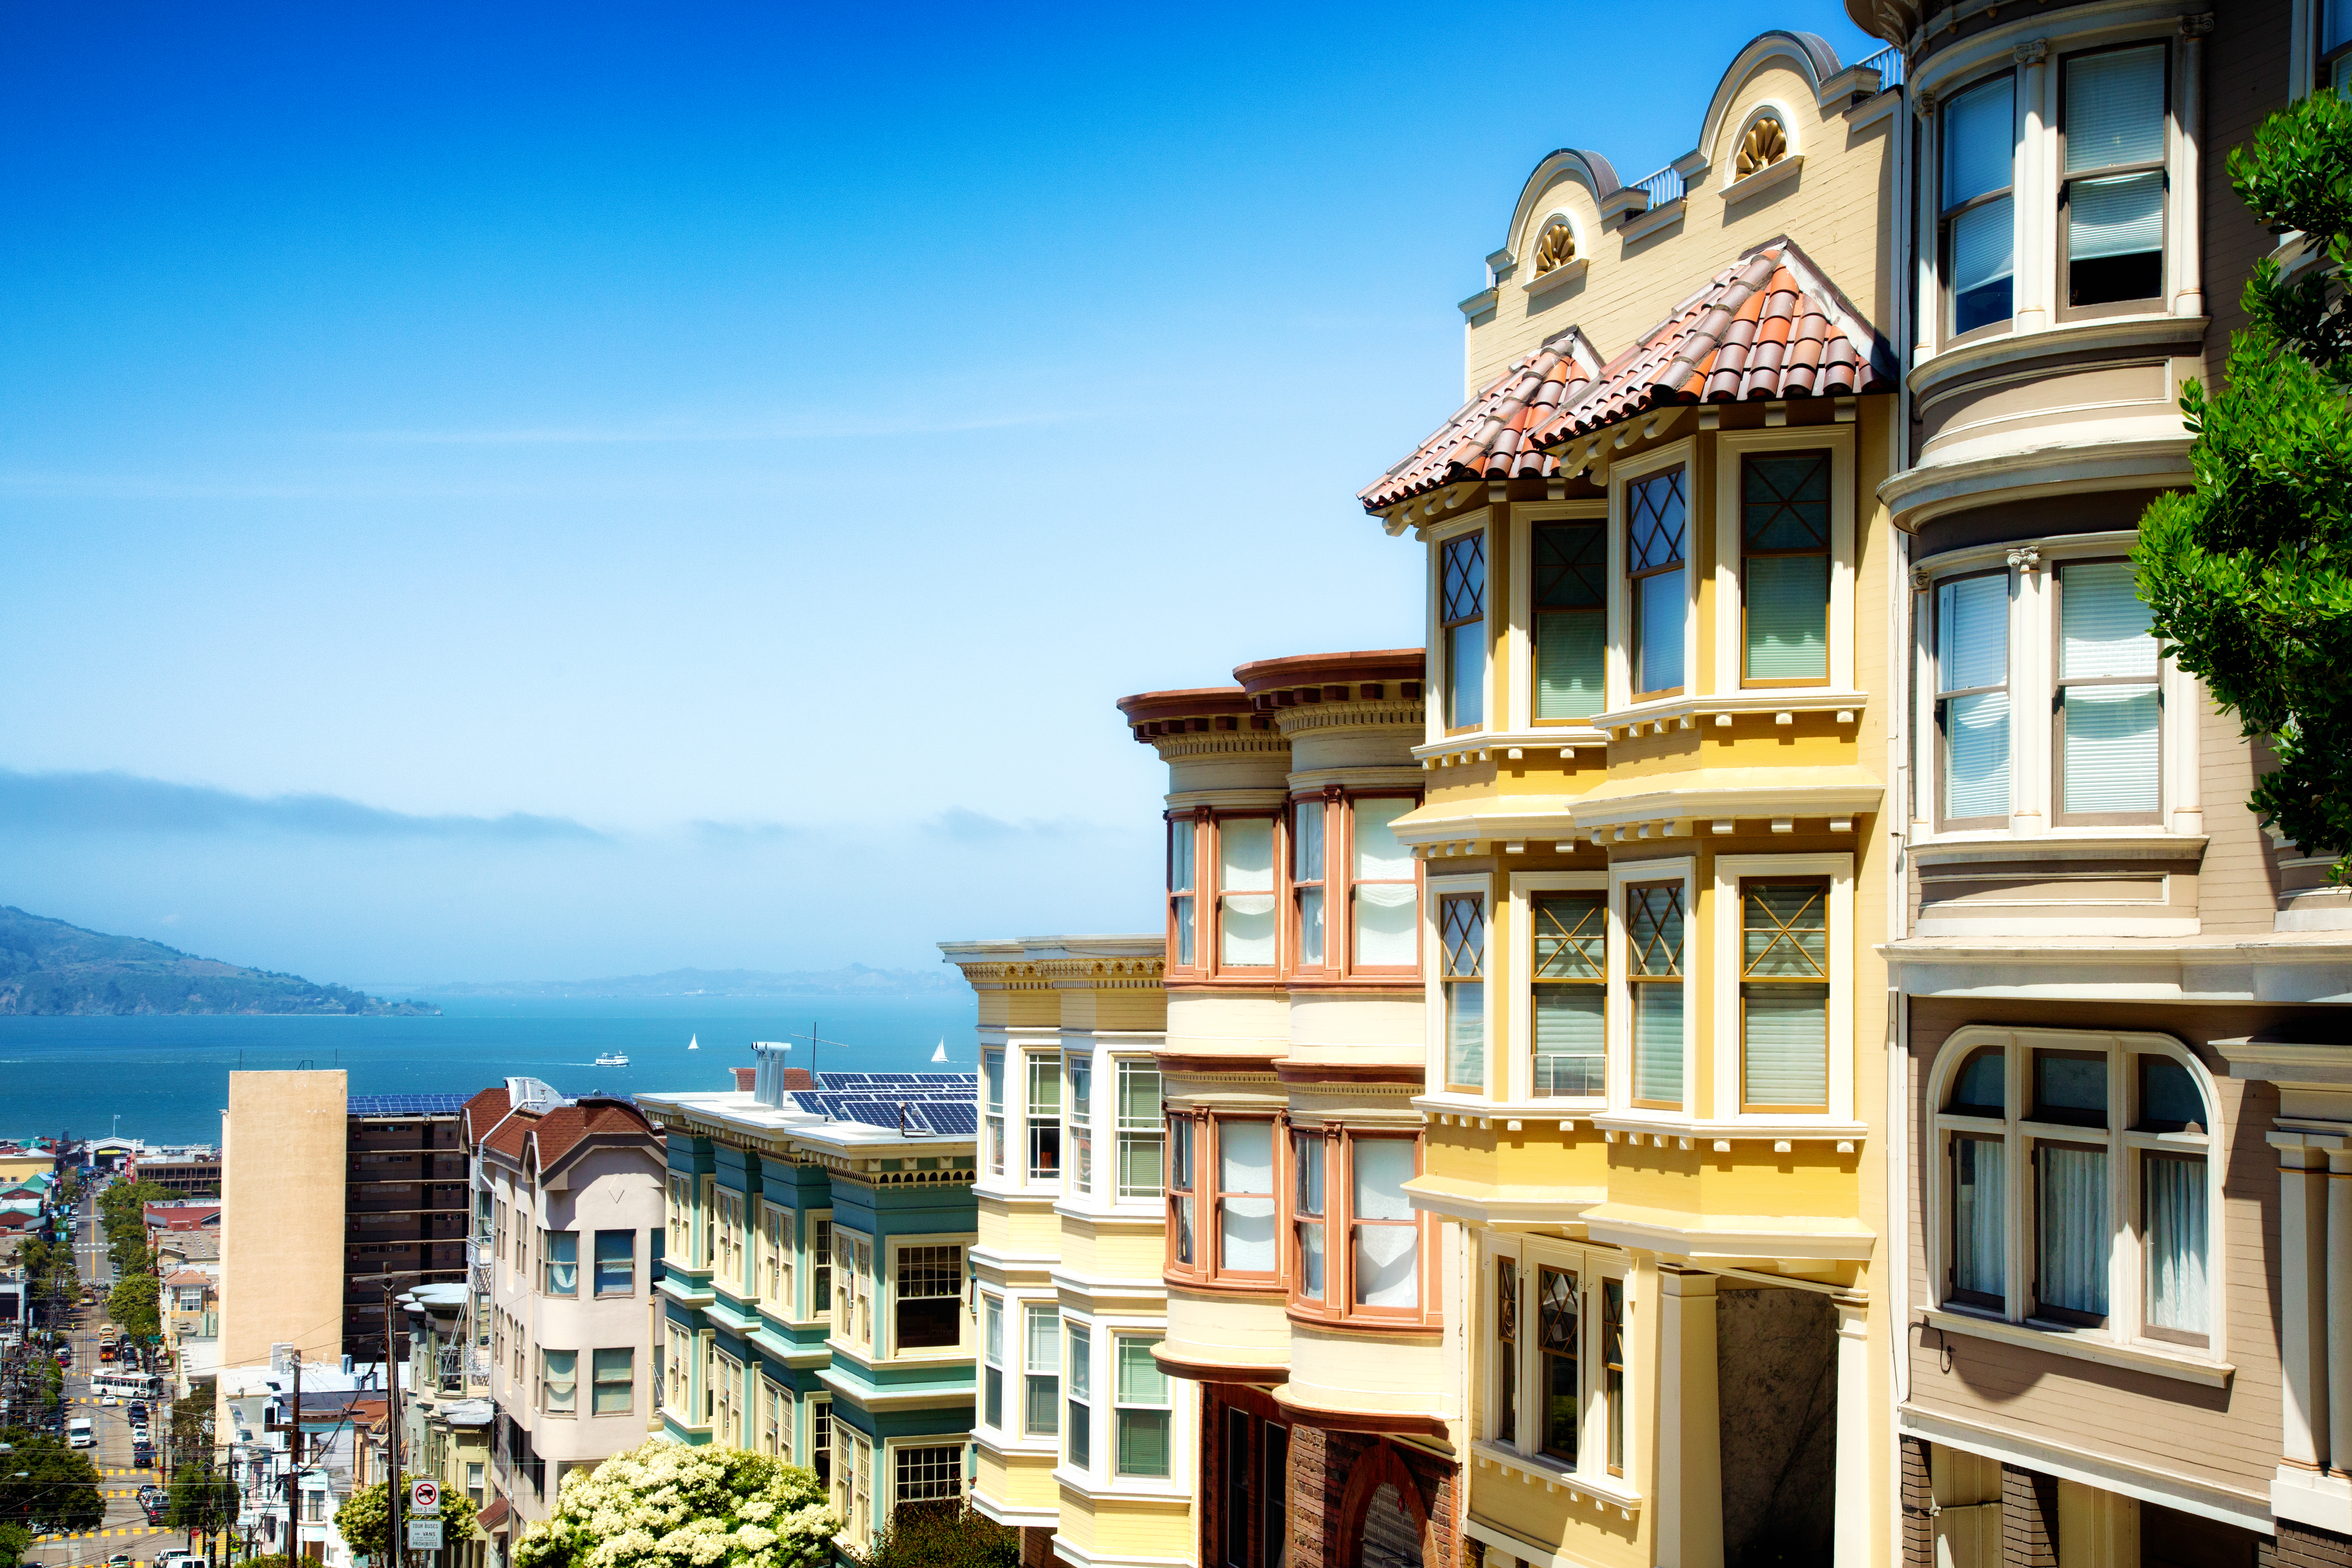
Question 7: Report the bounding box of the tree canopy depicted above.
[108,1272,160,1341]
[164,1464,239,1535]
[512,1439,836,1568]
[0,1429,106,1536]
[334,1481,479,1559]
[2136,88,2352,875]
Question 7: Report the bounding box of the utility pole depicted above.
[283,1351,301,1568]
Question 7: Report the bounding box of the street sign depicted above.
[410,1479,440,1513]
[408,1520,444,1550]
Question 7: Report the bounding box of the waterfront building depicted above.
[635,1058,979,1559]
[936,935,1172,1568]
[464,1082,666,1537]
[1829,2,2352,1565]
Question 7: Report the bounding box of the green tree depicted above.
[108,1273,160,1341]
[2136,89,2352,875]
[0,1428,107,1535]
[512,1439,835,1568]
[164,1463,238,1535]
[0,1519,32,1566]
[334,1481,479,1559]
[98,1180,166,1279]
[855,1503,1019,1568]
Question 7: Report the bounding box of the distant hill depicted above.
[427,964,960,999]
[0,905,439,1017]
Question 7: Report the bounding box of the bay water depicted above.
[0,993,979,1147]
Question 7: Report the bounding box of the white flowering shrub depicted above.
[512,1438,837,1568]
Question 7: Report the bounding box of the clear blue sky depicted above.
[0,2,1882,987]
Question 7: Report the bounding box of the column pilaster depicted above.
[1833,1297,1875,1568]
[1656,1266,1724,1568]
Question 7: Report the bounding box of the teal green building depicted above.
[635,1052,979,1558]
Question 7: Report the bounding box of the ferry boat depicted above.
[593,1052,630,1067]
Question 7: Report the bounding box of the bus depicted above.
[91,1370,163,1401]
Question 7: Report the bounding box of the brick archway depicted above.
[1334,1438,1432,1568]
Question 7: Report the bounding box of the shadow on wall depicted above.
[1719,1286,1838,1568]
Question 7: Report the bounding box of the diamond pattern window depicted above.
[1627,469,1688,697]
[1531,892,1605,1098]
[1441,893,1486,1093]
[1741,880,1830,1112]
[1539,1267,1579,1464]
[1628,884,1686,1107]
[1441,532,1488,729]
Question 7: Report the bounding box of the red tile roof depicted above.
[478,1498,512,1531]
[461,1085,511,1147]
[732,1067,756,1092]
[1359,328,1600,510]
[480,1096,660,1179]
[1525,240,1889,446]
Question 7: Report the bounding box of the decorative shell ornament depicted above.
[1532,222,1578,277]
[1736,116,1788,179]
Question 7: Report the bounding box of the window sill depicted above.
[1907,830,2208,867]
[1592,689,1869,738]
[1416,726,1608,769]
[1591,1111,1869,1152]
[1417,1093,1608,1129]
[1523,256,1590,300]
[1719,154,1802,204]
[1472,1440,1642,1517]
[1922,1306,2232,1387]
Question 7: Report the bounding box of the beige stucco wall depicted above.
[218,1071,348,1374]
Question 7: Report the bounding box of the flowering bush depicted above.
[512,1439,837,1568]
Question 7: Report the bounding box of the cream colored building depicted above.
[216,1070,348,1435]
[940,935,1176,1568]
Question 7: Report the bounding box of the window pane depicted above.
[595,1230,634,1294]
[1950,1049,2005,1115]
[2329,0,2352,50]
[1441,532,1487,621]
[1169,821,1194,893]
[1295,1135,1324,1216]
[1354,884,1419,967]
[2065,47,2165,171]
[1533,893,1605,978]
[1029,1053,1060,1114]
[1447,982,1485,1089]
[983,1050,1004,1112]
[1448,620,1486,728]
[1353,1140,1415,1220]
[1944,74,2015,207]
[1742,453,1831,550]
[1354,1222,1419,1309]
[1117,1337,1168,1403]
[2037,1145,2110,1319]
[1120,1133,1164,1200]
[1221,817,1274,893]
[1220,1122,1276,1272]
[1221,1121,1273,1194]
[1294,802,1324,880]
[1535,610,1606,720]
[2061,562,2158,678]
[2035,1052,2109,1126]
[1534,989,1605,1098]
[1298,887,1325,966]
[1744,554,1829,681]
[1297,1221,1325,1300]
[1119,1062,1162,1127]
[1635,986,1685,1105]
[2145,1153,2209,1336]
[592,1348,633,1415]
[1743,985,1828,1108]
[1628,470,1687,570]
[546,1232,577,1296]
[1635,568,1686,693]
[2062,684,2160,815]
[2070,169,2164,260]
[1953,1134,2007,1301]
[1950,197,2015,332]
[1744,882,1828,977]
[1539,1268,1578,1464]
[1945,692,2012,819]
[1221,893,1278,966]
[1938,574,2009,691]
[2140,1057,2205,1131]
[1354,799,1414,879]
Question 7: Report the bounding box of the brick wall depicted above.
[1901,1437,1935,1568]
[2262,1520,2352,1568]
[2001,1465,2058,1568]
[1200,1384,1461,1568]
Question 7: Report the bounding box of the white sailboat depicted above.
[687,1034,700,1051]
[930,1040,948,1063]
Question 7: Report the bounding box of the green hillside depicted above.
[0,905,438,1016]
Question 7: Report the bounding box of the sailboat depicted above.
[930,1040,949,1063]
[687,1034,700,1051]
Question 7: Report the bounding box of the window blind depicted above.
[2066,47,2165,172]
[1951,198,2016,298]
[1535,990,1605,1096]
[1218,1122,1275,1271]
[1634,987,1684,1104]
[1938,575,2009,688]
[2061,563,2160,814]
[2144,1153,2208,1335]
[1944,75,2015,206]
[1352,1142,1419,1310]
[2061,563,2157,676]
[1535,611,1605,719]
[1743,986,1828,1107]
[1745,555,1829,680]
[1938,575,2011,820]
[2036,1145,2110,1317]
[2071,171,2164,260]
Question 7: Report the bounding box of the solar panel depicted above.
[347,1095,471,1117]
[815,1071,971,1092]
[789,1087,978,1137]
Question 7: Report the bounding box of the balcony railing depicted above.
[1856,42,1904,90]
[1626,164,1684,212]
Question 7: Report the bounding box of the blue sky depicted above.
[0,2,1883,987]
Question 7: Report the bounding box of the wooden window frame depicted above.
[1289,789,1335,978]
[1342,791,1423,980]
[1736,877,1833,1116]
[1930,566,2015,833]
[2056,41,2171,322]
[1285,1128,1437,1331]
[1207,1115,1284,1289]
[1209,810,1284,977]
[1167,809,1203,973]
[1624,464,1691,702]
[1937,68,2020,344]
[2050,557,2165,829]
[1166,1111,1197,1275]
[1737,449,1834,690]
[1288,1125,1327,1313]
[1438,527,1489,735]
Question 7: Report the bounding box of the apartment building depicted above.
[1826,3,2352,1567]
[936,935,1172,1568]
[346,1094,472,1361]
[218,1071,350,1414]
[635,1058,979,1559]
[466,1083,665,1537]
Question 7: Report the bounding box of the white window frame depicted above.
[1112,1054,1167,1209]
[1022,1302,1061,1441]
[1720,100,1801,192]
[1058,1310,1097,1486]
[1711,425,1856,696]
[1424,872,1497,1101]
[882,1232,970,1361]
[829,1226,876,1358]
[710,1348,743,1444]
[806,1208,834,1323]
[1481,1234,1637,1499]
[758,1201,792,1315]
[713,1188,746,1296]
[1507,499,1612,735]
[760,1376,793,1462]
[1508,869,1610,1107]
[1424,508,1496,743]
[979,1292,1007,1441]
[1608,439,1699,715]
[882,1434,966,1519]
[1923,1024,2226,1371]
[1607,855,1699,1119]
[1709,853,1854,1125]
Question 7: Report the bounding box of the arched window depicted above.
[1736,114,1788,178]
[1930,1027,2218,1352]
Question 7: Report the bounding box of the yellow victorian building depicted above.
[1356,30,1906,1568]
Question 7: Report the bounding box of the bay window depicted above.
[1026,1306,1060,1437]
[1351,1138,1420,1314]
[1116,1061,1164,1199]
[1169,813,1198,969]
[1627,467,1688,699]
[1218,1120,1278,1278]
[1440,893,1487,1094]
[1441,530,1487,730]
[1941,73,2017,335]
[983,1049,1006,1176]
[1066,1322,1092,1470]
[1740,880,1830,1114]
[1293,796,1327,968]
[2054,560,2161,823]
[1531,892,1605,1098]
[1028,1052,1062,1181]
[1293,1130,1325,1303]
[1069,1054,1094,1195]
[1627,883,1687,1109]
[1934,571,2011,828]
[1114,1336,1172,1478]
[1534,519,1606,721]
[1740,452,1831,686]
[2060,45,2167,311]
[1218,815,1279,968]
[1488,1243,1630,1486]
[1350,797,1420,971]
[893,1244,962,1351]
[1931,1029,2215,1353]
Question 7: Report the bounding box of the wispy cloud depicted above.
[922,807,1093,846]
[327,408,1093,445]
[0,769,608,844]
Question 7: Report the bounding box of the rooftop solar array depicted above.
[815,1072,975,1093]
[347,1094,473,1117]
[792,1075,977,1138]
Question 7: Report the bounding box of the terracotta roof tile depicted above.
[461,1085,511,1146]
[482,1096,661,1178]
[732,1068,756,1092]
[1524,239,1889,447]
[1359,328,1601,510]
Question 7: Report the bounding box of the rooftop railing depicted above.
[1857,43,1905,90]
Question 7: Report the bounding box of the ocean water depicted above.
[0,992,980,1147]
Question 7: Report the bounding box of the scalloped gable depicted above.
[1357,327,1603,510]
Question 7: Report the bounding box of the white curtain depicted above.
[2037,1145,2110,1318]
[1219,1121,1275,1271]
[1219,817,1276,965]
[2145,1153,2209,1336]
[1352,1141,1419,1309]
[1354,884,1418,967]
[1952,1134,2006,1301]
[1354,799,1414,878]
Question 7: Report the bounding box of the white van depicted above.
[67,1416,95,1449]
